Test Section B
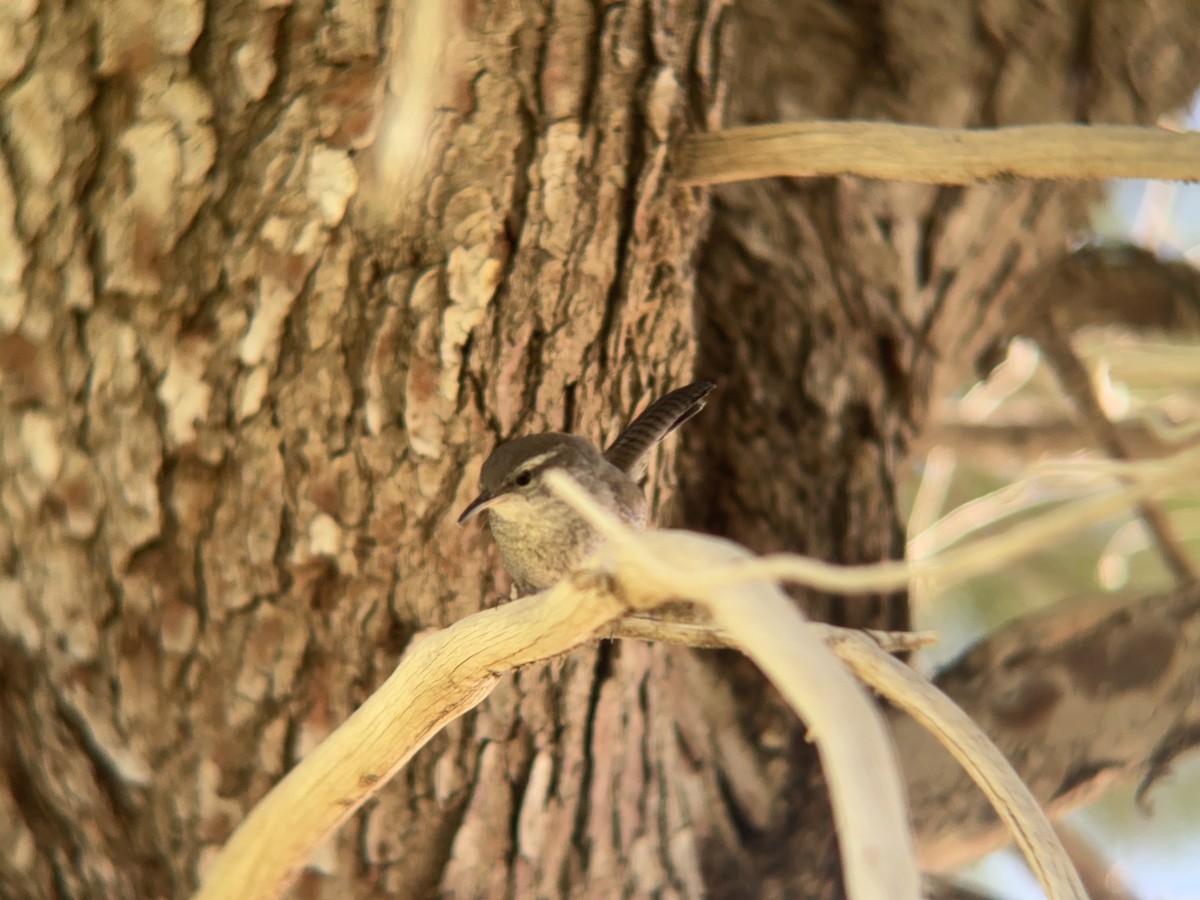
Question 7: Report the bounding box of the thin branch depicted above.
[914,416,1200,466]
[1035,314,1200,583]
[665,449,1200,597]
[195,582,629,900]
[905,584,1200,872]
[1053,825,1139,900]
[608,613,1093,899]
[1008,245,1200,336]
[676,122,1200,186]
[827,631,1087,900]
[548,474,1089,900]
[545,474,921,900]
[605,613,937,653]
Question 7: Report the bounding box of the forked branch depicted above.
[196,450,1200,900]
[195,520,919,900]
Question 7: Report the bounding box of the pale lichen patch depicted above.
[539,124,584,261]
[104,120,183,295]
[306,512,343,559]
[0,0,38,87]
[307,145,358,227]
[158,79,216,187]
[645,68,679,141]
[160,337,214,447]
[157,0,206,57]
[20,411,62,485]
[0,580,38,650]
[442,195,506,400]
[237,364,271,422]
[240,274,297,367]
[6,70,66,234]
[240,216,325,374]
[444,244,501,377]
[0,157,27,329]
[234,32,277,101]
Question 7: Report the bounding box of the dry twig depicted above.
[1035,314,1199,582]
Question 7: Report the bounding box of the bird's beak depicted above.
[457,489,496,525]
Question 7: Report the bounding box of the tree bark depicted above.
[1,1,1199,899]
[1,0,726,896]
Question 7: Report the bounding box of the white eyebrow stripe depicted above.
[516,450,560,473]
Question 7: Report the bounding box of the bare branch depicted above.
[681,449,1200,596]
[605,612,937,654]
[1035,313,1200,583]
[828,631,1086,900]
[546,472,922,900]
[1011,245,1200,337]
[677,122,1200,186]
[1053,824,1139,900]
[914,416,1200,466]
[195,582,628,900]
[197,507,923,900]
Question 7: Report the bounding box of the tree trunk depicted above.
[1,1,1198,899]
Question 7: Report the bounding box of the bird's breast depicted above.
[486,486,646,591]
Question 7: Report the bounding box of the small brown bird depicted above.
[458,381,716,592]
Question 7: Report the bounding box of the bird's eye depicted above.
[514,471,533,487]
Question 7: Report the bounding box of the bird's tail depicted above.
[603,380,716,477]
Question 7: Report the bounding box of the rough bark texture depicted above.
[1,1,1199,899]
[1,0,723,896]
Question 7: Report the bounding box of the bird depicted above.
[458,381,716,592]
